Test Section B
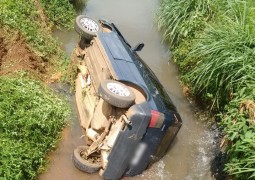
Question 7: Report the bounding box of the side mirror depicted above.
[99,19,113,31]
[132,43,144,51]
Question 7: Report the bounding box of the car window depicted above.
[149,76,177,112]
[133,54,177,112]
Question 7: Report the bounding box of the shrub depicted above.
[184,0,255,110]
[0,0,74,62]
[220,86,255,179]
[0,75,70,179]
[157,0,216,48]
[40,0,75,29]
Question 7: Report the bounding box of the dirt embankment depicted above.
[0,29,48,80]
[0,0,61,82]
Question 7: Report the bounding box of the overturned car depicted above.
[72,15,182,179]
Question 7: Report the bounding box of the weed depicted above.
[0,75,70,179]
[0,1,74,179]
[158,0,255,179]
[157,0,216,48]
[40,0,75,29]
[184,0,255,110]
[220,86,255,179]
[0,0,74,71]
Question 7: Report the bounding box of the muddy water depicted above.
[40,0,215,180]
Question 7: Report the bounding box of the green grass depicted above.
[40,0,75,29]
[157,0,216,48]
[184,1,255,110]
[158,0,255,179]
[0,75,70,179]
[0,1,75,179]
[220,86,255,179]
[156,0,222,74]
[0,0,74,63]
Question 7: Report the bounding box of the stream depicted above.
[39,0,216,179]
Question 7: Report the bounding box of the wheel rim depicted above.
[107,83,130,97]
[79,150,101,165]
[80,17,99,32]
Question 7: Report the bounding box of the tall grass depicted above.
[157,0,221,73]
[158,0,255,179]
[0,75,70,179]
[157,0,216,48]
[184,1,255,110]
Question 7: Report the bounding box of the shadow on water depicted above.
[70,0,88,14]
[40,0,216,179]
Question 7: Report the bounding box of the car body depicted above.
[72,15,182,179]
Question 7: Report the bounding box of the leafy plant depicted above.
[0,75,70,179]
[40,0,75,29]
[220,86,255,179]
[0,1,74,179]
[158,0,255,179]
[184,0,255,110]
[157,0,216,48]
[0,0,73,66]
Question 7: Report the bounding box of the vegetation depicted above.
[184,1,255,110]
[158,0,255,179]
[0,0,75,63]
[0,0,75,179]
[0,75,70,179]
[40,0,75,29]
[220,87,255,179]
[157,0,215,48]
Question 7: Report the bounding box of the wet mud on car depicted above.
[71,16,182,179]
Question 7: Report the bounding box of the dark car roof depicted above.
[98,31,177,116]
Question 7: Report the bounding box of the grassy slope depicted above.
[157,0,255,179]
[0,0,75,71]
[0,75,70,179]
[0,0,75,179]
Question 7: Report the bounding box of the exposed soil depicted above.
[0,37,7,66]
[0,28,52,80]
[0,0,64,82]
[0,29,47,76]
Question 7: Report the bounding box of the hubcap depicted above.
[80,18,99,32]
[107,83,130,97]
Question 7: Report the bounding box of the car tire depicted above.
[74,15,101,40]
[98,80,135,108]
[72,146,101,173]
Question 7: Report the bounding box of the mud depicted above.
[0,28,47,78]
[0,37,7,66]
